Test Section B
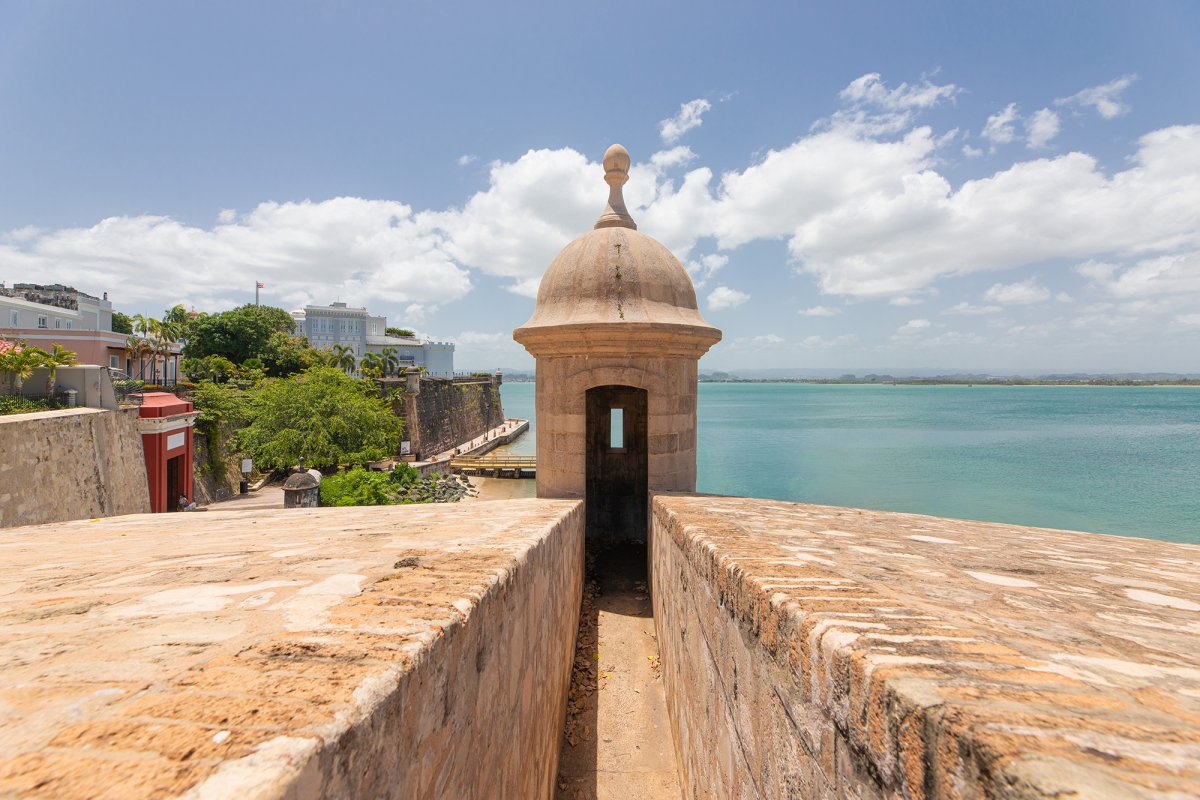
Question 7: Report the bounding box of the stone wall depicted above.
[401,376,504,459]
[651,494,1200,799]
[191,428,241,505]
[0,499,584,799]
[0,407,149,528]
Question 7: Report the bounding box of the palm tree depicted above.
[154,318,182,384]
[1,345,47,395]
[379,347,400,377]
[125,334,153,380]
[331,344,356,374]
[360,352,384,378]
[42,344,78,396]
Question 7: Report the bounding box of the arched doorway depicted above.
[585,385,648,544]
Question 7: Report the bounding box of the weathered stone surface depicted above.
[0,408,149,528]
[397,377,504,461]
[0,500,583,799]
[651,494,1200,799]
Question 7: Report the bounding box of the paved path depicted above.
[557,546,682,799]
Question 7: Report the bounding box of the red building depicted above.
[136,393,198,512]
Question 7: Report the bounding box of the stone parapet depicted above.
[650,494,1200,799]
[0,407,149,528]
[0,500,584,799]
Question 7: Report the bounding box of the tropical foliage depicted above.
[0,339,80,398]
[235,367,403,471]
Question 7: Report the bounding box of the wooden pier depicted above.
[451,454,536,478]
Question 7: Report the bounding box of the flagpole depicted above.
[255,282,260,306]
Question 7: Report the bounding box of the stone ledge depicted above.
[651,494,1200,799]
[0,500,583,799]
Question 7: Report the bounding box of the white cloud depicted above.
[893,318,931,339]
[1025,108,1060,149]
[984,278,1052,305]
[707,286,750,310]
[457,154,477,167]
[649,146,697,172]
[962,144,983,158]
[783,125,1200,300]
[982,103,1019,147]
[432,148,600,292]
[840,72,961,110]
[829,73,961,136]
[889,296,923,306]
[659,99,712,144]
[798,305,840,317]
[751,333,784,345]
[684,253,728,288]
[1176,313,1200,327]
[1077,251,1200,300]
[1057,75,1137,119]
[0,198,473,313]
[944,302,1002,316]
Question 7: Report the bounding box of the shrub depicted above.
[319,467,396,506]
[0,395,50,416]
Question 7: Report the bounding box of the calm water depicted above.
[499,382,1200,544]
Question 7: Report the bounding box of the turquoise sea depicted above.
[498,382,1200,544]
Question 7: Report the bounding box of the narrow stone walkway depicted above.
[556,545,682,800]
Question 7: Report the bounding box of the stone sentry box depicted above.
[514,144,721,543]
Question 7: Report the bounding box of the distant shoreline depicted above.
[698,379,1200,387]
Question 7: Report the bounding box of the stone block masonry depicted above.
[0,408,149,528]
[651,494,1200,799]
[0,500,583,799]
[400,377,504,460]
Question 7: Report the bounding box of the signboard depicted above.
[400,441,411,456]
[166,432,185,451]
[241,458,253,474]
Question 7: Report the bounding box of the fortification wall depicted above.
[0,407,149,528]
[401,377,504,459]
[0,499,584,799]
[651,494,1200,799]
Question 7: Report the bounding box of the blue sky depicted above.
[2,1,1199,373]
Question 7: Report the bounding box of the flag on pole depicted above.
[256,282,265,289]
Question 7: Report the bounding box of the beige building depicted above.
[515,144,721,543]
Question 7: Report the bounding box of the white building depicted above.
[290,301,454,377]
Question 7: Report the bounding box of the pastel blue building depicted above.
[290,301,454,377]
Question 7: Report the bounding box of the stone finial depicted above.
[594,144,637,231]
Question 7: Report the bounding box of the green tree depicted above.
[190,381,253,482]
[183,304,297,364]
[0,345,48,394]
[259,331,317,376]
[386,327,415,338]
[111,311,134,334]
[237,367,403,471]
[42,343,78,395]
[318,467,397,506]
[331,343,356,374]
[379,347,400,377]
[359,351,384,378]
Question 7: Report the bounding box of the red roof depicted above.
[138,392,194,418]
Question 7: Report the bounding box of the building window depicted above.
[66,321,72,329]
[55,318,62,329]
[110,355,119,369]
[37,316,47,329]
[9,311,16,326]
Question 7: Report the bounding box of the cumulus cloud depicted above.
[962,144,983,158]
[829,73,960,135]
[1025,108,1060,149]
[684,253,728,288]
[982,103,1019,147]
[0,198,473,313]
[944,302,1002,316]
[1057,75,1137,119]
[893,319,931,339]
[707,286,750,310]
[798,305,840,317]
[1076,251,1200,299]
[751,333,784,345]
[659,99,712,144]
[456,154,477,167]
[984,278,1052,305]
[649,146,697,172]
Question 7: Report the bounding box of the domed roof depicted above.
[514,145,720,351]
